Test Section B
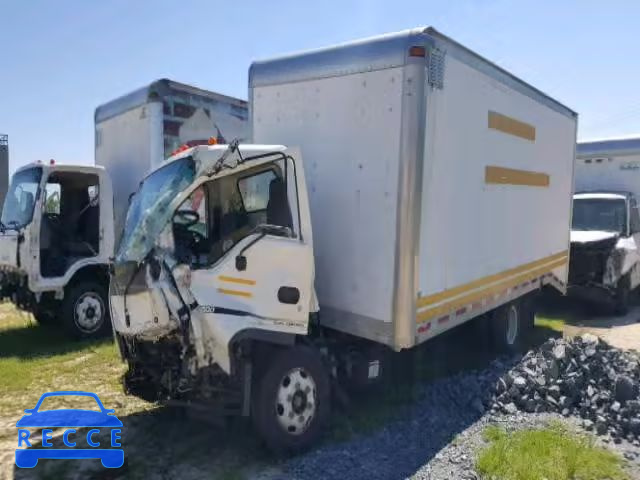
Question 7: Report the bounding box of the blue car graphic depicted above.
[15,391,124,468]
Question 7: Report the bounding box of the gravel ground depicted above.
[271,358,640,480]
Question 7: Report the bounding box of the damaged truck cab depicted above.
[0,162,114,335]
[571,137,640,314]
[569,192,640,313]
[112,144,320,446]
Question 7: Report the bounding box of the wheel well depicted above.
[68,264,110,288]
[229,329,296,378]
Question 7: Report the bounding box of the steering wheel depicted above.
[173,210,199,228]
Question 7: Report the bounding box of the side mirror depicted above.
[235,255,247,271]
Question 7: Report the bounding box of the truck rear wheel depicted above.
[252,346,330,454]
[491,300,525,353]
[62,282,111,339]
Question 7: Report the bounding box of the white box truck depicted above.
[571,137,640,313]
[109,28,576,452]
[0,79,247,338]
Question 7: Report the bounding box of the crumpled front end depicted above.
[0,230,35,308]
[569,232,618,287]
[111,253,241,408]
[568,230,637,301]
[111,256,192,399]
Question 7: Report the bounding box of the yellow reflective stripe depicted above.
[218,275,256,286]
[485,166,549,187]
[217,288,252,298]
[416,257,567,324]
[417,251,568,308]
[488,111,536,141]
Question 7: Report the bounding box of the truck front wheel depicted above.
[62,282,111,339]
[252,346,330,453]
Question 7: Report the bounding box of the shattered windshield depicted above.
[572,198,627,233]
[117,157,196,263]
[1,167,42,230]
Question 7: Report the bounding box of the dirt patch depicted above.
[564,306,640,351]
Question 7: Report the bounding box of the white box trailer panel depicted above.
[95,79,249,242]
[250,27,576,350]
[575,138,640,197]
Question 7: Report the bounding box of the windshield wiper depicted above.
[207,139,244,177]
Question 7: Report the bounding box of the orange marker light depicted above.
[408,46,426,57]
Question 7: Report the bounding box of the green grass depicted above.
[0,306,120,392]
[476,422,628,480]
[0,305,256,480]
[534,315,566,333]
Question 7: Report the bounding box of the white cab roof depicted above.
[574,192,627,201]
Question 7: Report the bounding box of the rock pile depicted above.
[490,334,640,442]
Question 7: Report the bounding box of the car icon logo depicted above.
[15,391,124,468]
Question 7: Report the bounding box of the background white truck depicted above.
[0,79,248,338]
[571,137,640,312]
[109,27,577,451]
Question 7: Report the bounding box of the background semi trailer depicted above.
[96,78,249,241]
[109,27,577,452]
[0,79,248,338]
[571,137,640,312]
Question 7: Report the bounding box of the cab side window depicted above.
[44,183,61,215]
[174,165,294,269]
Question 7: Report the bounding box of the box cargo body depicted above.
[95,79,249,240]
[575,137,640,195]
[250,27,577,350]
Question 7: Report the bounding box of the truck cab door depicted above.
[175,153,314,340]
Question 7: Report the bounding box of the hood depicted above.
[570,230,619,244]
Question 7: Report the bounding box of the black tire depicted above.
[490,300,525,353]
[62,281,111,339]
[613,275,630,315]
[33,306,57,326]
[252,346,330,454]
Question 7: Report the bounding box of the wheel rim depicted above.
[74,292,104,333]
[506,305,519,345]
[275,367,317,436]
